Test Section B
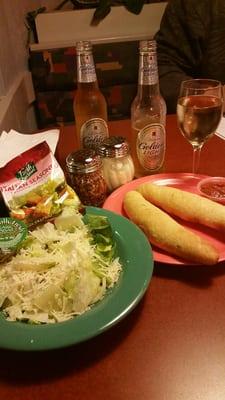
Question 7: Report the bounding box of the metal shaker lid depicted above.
[97,136,130,158]
[66,149,102,173]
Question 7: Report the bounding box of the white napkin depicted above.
[216,117,225,140]
[0,128,60,168]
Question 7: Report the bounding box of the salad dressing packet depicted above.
[0,141,80,228]
[0,217,27,263]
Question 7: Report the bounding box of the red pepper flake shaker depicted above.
[66,149,107,207]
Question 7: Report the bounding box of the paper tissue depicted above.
[0,128,59,168]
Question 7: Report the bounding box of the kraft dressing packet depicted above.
[0,141,80,228]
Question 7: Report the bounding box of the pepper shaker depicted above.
[97,136,135,192]
[66,149,107,207]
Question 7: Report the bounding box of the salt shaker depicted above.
[97,136,135,192]
[66,149,107,207]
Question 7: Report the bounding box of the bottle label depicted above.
[77,54,96,83]
[81,118,109,149]
[136,123,165,171]
[139,54,158,85]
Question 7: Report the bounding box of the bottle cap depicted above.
[139,39,156,53]
[97,136,130,158]
[66,149,102,174]
[76,41,92,54]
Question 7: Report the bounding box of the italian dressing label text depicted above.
[0,141,77,228]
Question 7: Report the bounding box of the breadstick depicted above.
[123,191,219,265]
[137,183,225,231]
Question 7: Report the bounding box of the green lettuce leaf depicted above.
[84,214,116,262]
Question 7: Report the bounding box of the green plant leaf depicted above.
[91,0,111,25]
[124,0,145,14]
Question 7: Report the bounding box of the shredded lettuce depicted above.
[0,208,122,324]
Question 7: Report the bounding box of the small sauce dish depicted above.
[197,176,225,204]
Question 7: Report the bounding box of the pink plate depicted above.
[103,173,225,265]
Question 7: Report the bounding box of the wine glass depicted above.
[177,79,223,174]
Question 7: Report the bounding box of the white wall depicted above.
[0,0,61,133]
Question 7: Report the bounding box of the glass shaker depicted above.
[66,149,107,207]
[97,136,135,192]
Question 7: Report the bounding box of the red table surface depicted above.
[1,115,225,400]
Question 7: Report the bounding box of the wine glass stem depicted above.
[192,145,202,174]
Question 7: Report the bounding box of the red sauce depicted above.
[200,181,225,199]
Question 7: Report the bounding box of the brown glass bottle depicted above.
[73,41,109,150]
[130,40,167,178]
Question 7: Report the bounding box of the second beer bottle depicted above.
[130,40,167,178]
[73,41,109,150]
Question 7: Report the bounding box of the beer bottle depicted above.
[74,40,109,150]
[130,40,166,177]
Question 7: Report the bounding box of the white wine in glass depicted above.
[177,79,223,174]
